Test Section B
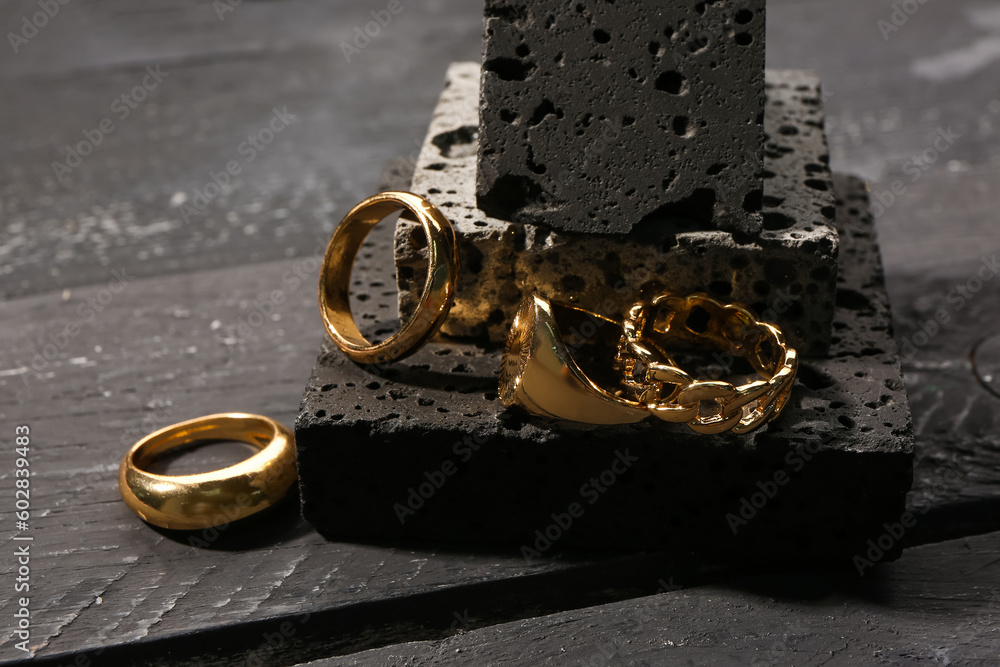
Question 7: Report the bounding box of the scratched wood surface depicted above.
[1,0,1000,665]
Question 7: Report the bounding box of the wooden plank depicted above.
[1,0,998,664]
[0,0,484,300]
[0,225,738,665]
[309,530,1000,666]
[0,178,996,664]
[0,237,577,662]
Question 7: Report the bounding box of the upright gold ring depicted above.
[319,191,460,364]
[118,413,297,530]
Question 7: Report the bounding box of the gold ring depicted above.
[499,294,650,424]
[319,191,460,364]
[616,293,798,435]
[118,413,297,530]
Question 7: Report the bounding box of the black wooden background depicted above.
[2,0,1000,664]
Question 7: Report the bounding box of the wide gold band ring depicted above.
[319,191,460,364]
[118,413,297,530]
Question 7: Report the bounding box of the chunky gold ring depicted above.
[499,294,650,424]
[616,293,798,435]
[319,191,459,364]
[118,413,297,530]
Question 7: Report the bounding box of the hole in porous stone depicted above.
[321,383,336,392]
[426,163,446,171]
[484,2,528,22]
[762,211,795,230]
[706,163,726,176]
[648,41,661,55]
[688,35,709,53]
[838,415,856,429]
[484,57,536,81]
[779,125,799,136]
[528,99,558,127]
[735,32,753,46]
[315,409,326,418]
[622,115,635,126]
[465,244,484,275]
[837,288,873,311]
[478,174,545,221]
[805,179,829,191]
[431,125,478,158]
[417,397,434,406]
[661,170,678,190]
[594,29,611,43]
[735,9,753,24]
[742,189,763,213]
[642,188,716,226]
[366,381,381,390]
[797,365,836,390]
[821,205,836,220]
[500,109,518,124]
[672,115,690,136]
[516,43,531,57]
[655,71,687,95]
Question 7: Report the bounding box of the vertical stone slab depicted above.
[477,0,766,235]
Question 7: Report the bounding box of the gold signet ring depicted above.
[118,413,297,530]
[319,191,460,364]
[499,294,649,425]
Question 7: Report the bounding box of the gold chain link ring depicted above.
[615,293,798,435]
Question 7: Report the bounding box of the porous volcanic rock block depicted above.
[476,0,766,235]
[396,64,838,357]
[297,174,913,563]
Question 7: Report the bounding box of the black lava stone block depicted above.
[476,0,766,236]
[296,174,913,564]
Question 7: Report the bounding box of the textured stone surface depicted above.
[297,173,913,562]
[476,0,766,235]
[396,64,838,356]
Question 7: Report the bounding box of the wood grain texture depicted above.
[0,246,592,663]
[1,0,999,664]
[0,0,482,300]
[310,530,1000,666]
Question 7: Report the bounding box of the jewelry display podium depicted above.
[295,3,914,563]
